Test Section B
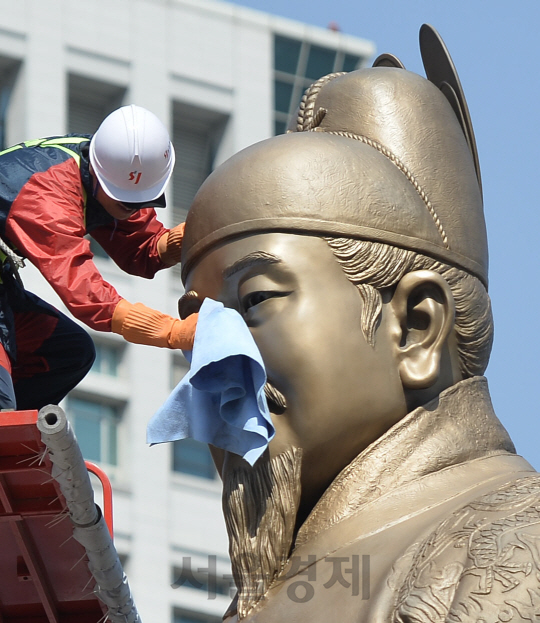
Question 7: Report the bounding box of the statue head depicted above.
[180,26,493,616]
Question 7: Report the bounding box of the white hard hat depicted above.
[89,104,175,204]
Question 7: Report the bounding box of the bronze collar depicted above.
[297,377,515,546]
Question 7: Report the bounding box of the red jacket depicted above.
[2,138,169,332]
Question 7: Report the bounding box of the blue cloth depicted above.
[147,298,275,465]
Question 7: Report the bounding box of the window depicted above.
[173,610,222,623]
[274,35,301,74]
[68,74,125,135]
[91,341,123,377]
[171,102,228,225]
[343,53,362,73]
[273,35,366,135]
[305,45,336,80]
[172,438,216,480]
[274,80,294,114]
[0,56,21,150]
[67,397,120,465]
[171,562,233,597]
[69,75,126,262]
[171,353,188,389]
[88,236,109,260]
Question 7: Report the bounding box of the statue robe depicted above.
[230,377,540,622]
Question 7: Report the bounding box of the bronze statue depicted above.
[179,25,540,622]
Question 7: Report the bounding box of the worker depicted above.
[0,104,196,411]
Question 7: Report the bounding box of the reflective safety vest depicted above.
[0,134,114,240]
[0,135,89,163]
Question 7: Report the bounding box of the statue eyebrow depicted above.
[223,251,281,280]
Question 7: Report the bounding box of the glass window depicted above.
[67,397,120,465]
[274,80,294,114]
[272,33,365,136]
[0,57,20,151]
[342,53,361,73]
[92,342,121,377]
[88,236,109,261]
[173,610,222,623]
[172,438,216,480]
[274,120,288,136]
[172,123,212,218]
[172,563,233,596]
[171,103,228,283]
[70,76,125,260]
[274,36,302,75]
[171,354,188,389]
[305,45,336,80]
[68,74,125,135]
[172,103,228,219]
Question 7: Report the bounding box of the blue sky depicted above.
[227,0,540,467]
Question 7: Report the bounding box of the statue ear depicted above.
[391,270,456,390]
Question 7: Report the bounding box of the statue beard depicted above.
[222,441,302,620]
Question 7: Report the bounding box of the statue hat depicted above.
[181,25,488,288]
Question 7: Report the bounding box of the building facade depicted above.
[0,1,374,620]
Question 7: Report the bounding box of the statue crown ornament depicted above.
[181,24,488,288]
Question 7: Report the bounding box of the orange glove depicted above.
[112,299,198,350]
[157,222,185,266]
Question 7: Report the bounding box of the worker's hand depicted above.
[168,311,198,350]
[157,222,185,266]
[112,299,198,350]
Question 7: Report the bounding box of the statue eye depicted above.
[241,291,275,312]
[241,290,289,313]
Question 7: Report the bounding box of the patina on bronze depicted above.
[181,25,540,622]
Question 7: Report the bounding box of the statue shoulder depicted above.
[394,474,540,622]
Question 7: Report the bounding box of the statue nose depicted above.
[178,290,202,319]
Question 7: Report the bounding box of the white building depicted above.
[0,1,374,621]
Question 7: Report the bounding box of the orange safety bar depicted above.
[0,409,110,621]
[85,460,114,538]
[0,410,115,537]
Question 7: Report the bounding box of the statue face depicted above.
[185,232,408,502]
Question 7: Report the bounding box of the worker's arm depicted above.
[90,215,185,277]
[6,159,122,330]
[5,159,196,349]
[112,299,197,350]
[157,222,184,266]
